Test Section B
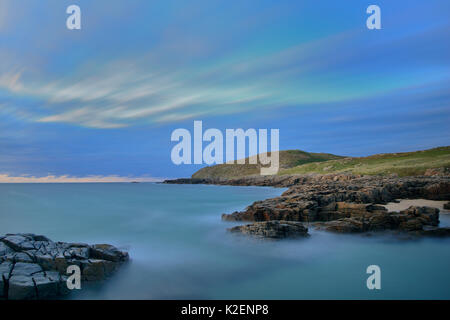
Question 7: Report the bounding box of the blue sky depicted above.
[0,0,449,180]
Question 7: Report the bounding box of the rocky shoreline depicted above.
[165,173,450,238]
[0,234,129,300]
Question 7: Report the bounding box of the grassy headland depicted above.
[192,147,450,178]
[191,150,343,179]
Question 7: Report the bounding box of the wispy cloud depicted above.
[3,24,447,129]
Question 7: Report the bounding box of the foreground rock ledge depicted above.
[0,233,129,300]
[227,206,450,238]
[229,221,309,239]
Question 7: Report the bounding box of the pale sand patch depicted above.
[382,199,449,213]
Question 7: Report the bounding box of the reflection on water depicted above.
[0,183,449,299]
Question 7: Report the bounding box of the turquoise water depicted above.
[1,183,449,299]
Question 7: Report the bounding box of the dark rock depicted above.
[1,235,34,251]
[0,233,129,300]
[314,218,365,233]
[444,202,450,210]
[90,244,128,262]
[81,259,107,281]
[32,272,60,299]
[228,221,309,239]
[8,275,36,300]
[12,262,43,276]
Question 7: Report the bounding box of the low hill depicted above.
[191,150,343,179]
[280,146,450,177]
[191,147,450,179]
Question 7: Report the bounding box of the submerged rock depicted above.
[0,233,129,300]
[228,221,309,239]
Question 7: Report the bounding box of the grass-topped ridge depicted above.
[191,147,450,178]
[192,150,343,179]
[280,146,450,177]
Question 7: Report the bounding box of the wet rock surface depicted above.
[229,221,309,239]
[0,234,129,300]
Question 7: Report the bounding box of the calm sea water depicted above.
[0,183,449,299]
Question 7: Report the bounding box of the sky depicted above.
[0,0,449,181]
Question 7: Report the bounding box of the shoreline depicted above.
[165,173,450,238]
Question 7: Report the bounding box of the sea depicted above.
[0,183,449,299]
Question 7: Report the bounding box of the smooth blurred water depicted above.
[0,183,449,299]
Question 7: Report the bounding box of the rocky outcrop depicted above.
[215,174,450,238]
[164,174,312,188]
[313,206,440,233]
[0,234,129,300]
[221,175,450,223]
[167,173,450,238]
[228,221,309,239]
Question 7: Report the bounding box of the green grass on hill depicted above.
[191,150,343,179]
[280,146,450,177]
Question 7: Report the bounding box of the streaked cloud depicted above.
[0,0,449,180]
[3,22,448,129]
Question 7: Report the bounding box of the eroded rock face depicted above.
[0,234,129,300]
[228,221,309,239]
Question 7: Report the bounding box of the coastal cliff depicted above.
[164,147,450,239]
